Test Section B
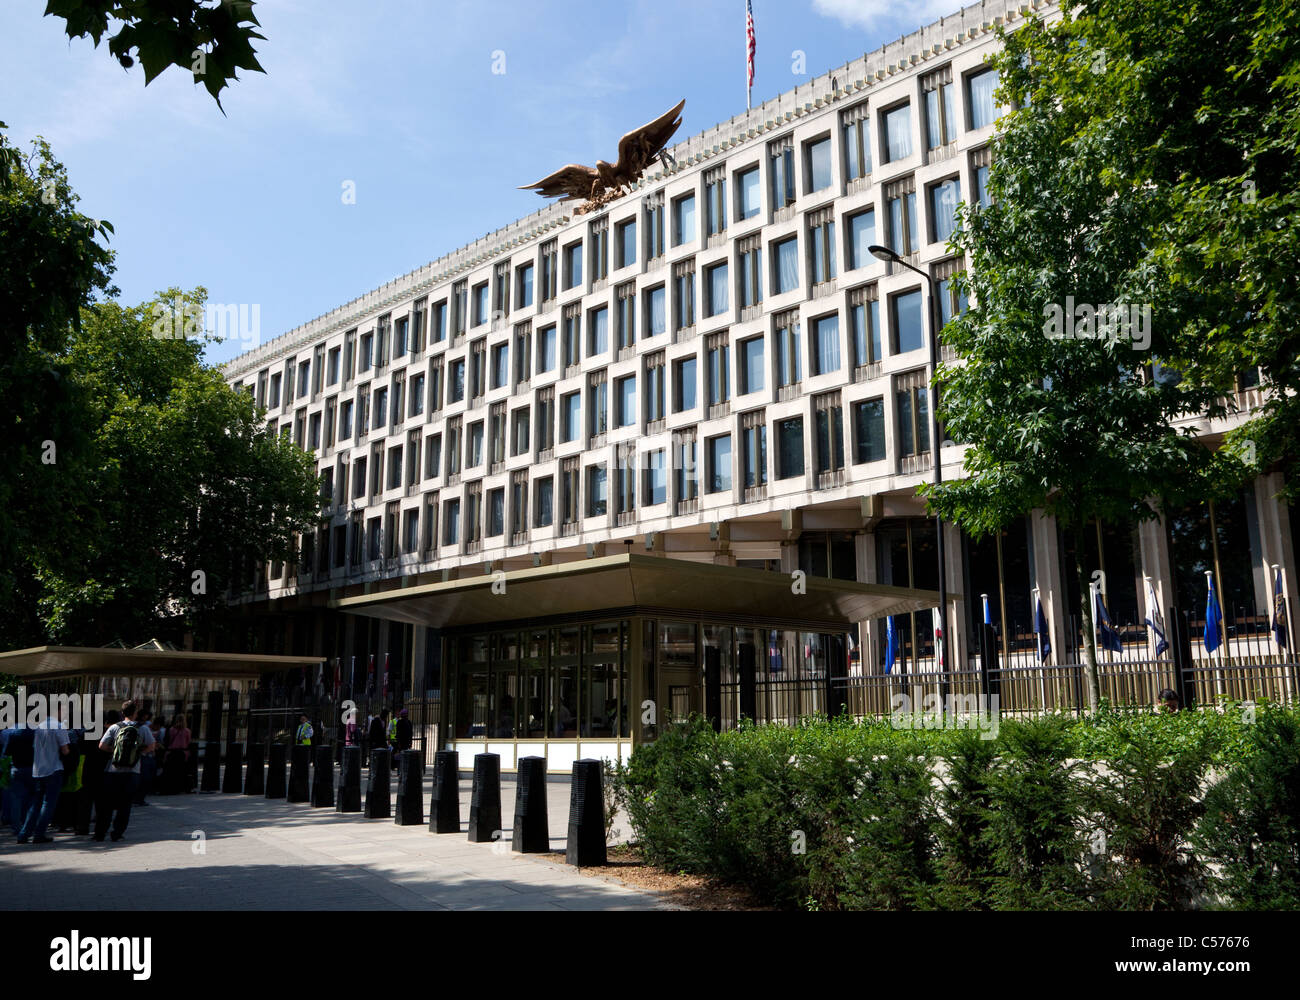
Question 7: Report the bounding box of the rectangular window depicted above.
[814,392,845,475]
[342,332,356,381]
[411,373,425,417]
[494,262,511,320]
[645,449,667,505]
[737,165,760,219]
[564,241,583,289]
[394,317,409,359]
[589,306,609,355]
[426,433,441,478]
[561,459,580,526]
[646,198,665,259]
[517,262,534,309]
[590,218,609,282]
[465,488,481,547]
[489,403,506,467]
[432,300,448,342]
[893,288,925,354]
[326,347,340,386]
[847,208,876,270]
[931,178,961,244]
[812,313,840,375]
[770,140,795,209]
[968,69,1000,130]
[773,236,799,294]
[896,373,931,457]
[615,454,635,516]
[886,177,920,256]
[809,208,837,285]
[675,433,698,505]
[360,334,373,372]
[883,103,913,162]
[411,299,426,354]
[562,306,581,368]
[738,237,763,309]
[446,419,462,477]
[842,104,871,181]
[449,358,466,402]
[924,68,957,149]
[741,412,766,488]
[646,285,666,338]
[588,374,608,438]
[443,498,460,545]
[616,374,636,428]
[514,322,533,385]
[739,336,764,394]
[541,240,559,303]
[645,351,666,424]
[340,399,354,439]
[487,488,505,537]
[617,218,637,268]
[404,508,420,554]
[806,136,832,193]
[534,476,554,527]
[491,342,509,389]
[452,281,468,338]
[373,386,388,429]
[470,339,486,399]
[388,444,404,490]
[674,356,697,412]
[673,262,696,330]
[538,324,557,372]
[706,334,730,406]
[853,398,886,463]
[776,416,804,479]
[510,407,529,458]
[587,464,607,517]
[707,434,732,494]
[473,282,490,326]
[706,261,729,317]
[616,283,636,351]
[535,388,554,454]
[705,168,726,237]
[850,287,882,368]
[468,421,484,468]
[562,391,581,442]
[775,311,802,388]
[937,269,970,329]
[673,193,696,246]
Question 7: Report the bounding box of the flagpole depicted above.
[1274,563,1295,700]
[745,1,752,111]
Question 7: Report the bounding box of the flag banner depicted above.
[746,1,756,90]
[332,657,341,697]
[1034,596,1051,664]
[381,653,390,702]
[884,616,896,675]
[1095,589,1123,654]
[982,593,992,626]
[365,654,376,699]
[1144,579,1170,657]
[933,606,944,671]
[1204,575,1223,654]
[349,655,356,696]
[1272,567,1288,650]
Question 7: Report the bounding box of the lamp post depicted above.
[869,244,949,705]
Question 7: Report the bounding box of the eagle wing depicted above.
[613,98,686,186]
[518,163,598,202]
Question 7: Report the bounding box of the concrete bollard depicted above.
[336,746,362,812]
[243,743,264,795]
[468,753,501,844]
[566,759,606,867]
[287,745,311,803]
[394,750,423,826]
[364,748,391,818]
[221,742,243,793]
[429,750,460,834]
[200,740,222,792]
[310,745,335,807]
[265,743,287,799]
[512,756,550,853]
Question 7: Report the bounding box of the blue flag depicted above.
[1034,596,1051,664]
[1273,567,1288,651]
[1095,589,1123,654]
[884,616,896,675]
[1143,579,1170,657]
[1204,575,1223,654]
[982,594,992,626]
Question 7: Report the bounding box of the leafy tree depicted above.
[925,10,1231,706]
[43,0,265,108]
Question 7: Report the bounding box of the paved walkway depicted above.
[0,770,663,911]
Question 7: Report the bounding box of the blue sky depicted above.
[1,0,959,366]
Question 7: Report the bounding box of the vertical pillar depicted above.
[1255,472,1298,651]
[1030,508,1068,661]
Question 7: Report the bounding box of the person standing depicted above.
[17,705,70,844]
[161,715,191,795]
[394,709,413,755]
[295,713,314,746]
[133,709,156,806]
[94,700,156,843]
[5,725,35,836]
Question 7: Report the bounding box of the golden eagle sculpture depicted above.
[519,99,686,215]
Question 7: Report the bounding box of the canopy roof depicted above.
[0,647,324,681]
[331,553,938,630]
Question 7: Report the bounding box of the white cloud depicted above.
[811,0,962,33]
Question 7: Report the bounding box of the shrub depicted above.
[933,729,1000,909]
[1193,711,1300,909]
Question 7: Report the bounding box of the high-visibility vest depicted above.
[296,723,313,745]
[387,719,397,741]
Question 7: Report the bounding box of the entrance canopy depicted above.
[331,553,938,630]
[0,646,324,682]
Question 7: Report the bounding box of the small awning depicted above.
[331,553,938,630]
[0,647,325,681]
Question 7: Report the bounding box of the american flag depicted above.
[746,1,757,90]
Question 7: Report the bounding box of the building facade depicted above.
[223,0,1298,764]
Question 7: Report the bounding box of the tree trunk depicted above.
[1073,526,1101,711]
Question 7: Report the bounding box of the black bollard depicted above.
[310,744,335,807]
[185,743,200,792]
[364,748,391,818]
[200,740,222,792]
[336,746,362,812]
[287,744,311,802]
[265,743,288,798]
[244,743,265,795]
[566,759,606,867]
[429,750,460,834]
[394,750,423,825]
[512,756,550,853]
[221,742,243,793]
[467,753,501,843]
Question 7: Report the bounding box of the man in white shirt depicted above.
[16,705,70,844]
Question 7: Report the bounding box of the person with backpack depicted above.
[94,700,156,843]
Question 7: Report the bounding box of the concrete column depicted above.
[942,521,967,669]
[1030,509,1068,660]
[857,531,878,673]
[1137,505,1175,644]
[1255,472,1298,650]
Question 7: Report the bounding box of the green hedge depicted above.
[614,704,1300,910]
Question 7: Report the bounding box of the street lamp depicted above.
[868,244,949,701]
